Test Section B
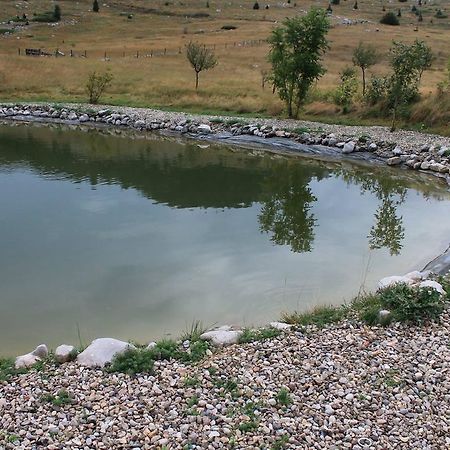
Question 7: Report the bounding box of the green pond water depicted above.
[0,123,449,355]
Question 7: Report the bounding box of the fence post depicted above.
[104,51,107,59]
[84,50,87,58]
[136,50,139,58]
[151,50,153,58]
[55,48,58,57]
[70,49,73,57]
[18,48,20,56]
[164,48,166,55]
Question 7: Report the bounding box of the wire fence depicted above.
[16,39,268,59]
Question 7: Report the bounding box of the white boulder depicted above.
[419,280,445,296]
[197,124,212,134]
[200,326,242,346]
[342,141,356,154]
[55,344,77,363]
[15,344,48,369]
[77,338,134,368]
[378,275,414,290]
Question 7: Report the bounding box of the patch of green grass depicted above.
[291,126,311,134]
[276,388,292,407]
[186,395,199,408]
[238,420,258,433]
[214,377,239,397]
[108,348,155,375]
[0,358,19,382]
[40,389,73,407]
[238,327,281,344]
[271,435,290,450]
[180,320,207,342]
[281,305,347,327]
[183,375,200,387]
[438,275,450,301]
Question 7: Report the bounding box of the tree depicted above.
[186,42,217,90]
[86,71,113,104]
[352,41,379,95]
[333,67,358,112]
[268,8,330,118]
[93,0,99,12]
[380,12,399,25]
[253,2,260,10]
[54,4,61,21]
[388,40,433,130]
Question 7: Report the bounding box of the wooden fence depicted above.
[17,39,267,60]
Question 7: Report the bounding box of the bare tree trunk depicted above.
[195,72,199,90]
[362,68,366,96]
[390,97,398,132]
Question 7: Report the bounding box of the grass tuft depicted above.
[238,327,281,344]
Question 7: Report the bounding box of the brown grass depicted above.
[0,0,449,129]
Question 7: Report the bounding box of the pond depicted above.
[1,122,449,355]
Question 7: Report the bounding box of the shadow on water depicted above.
[1,122,447,256]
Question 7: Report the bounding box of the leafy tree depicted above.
[352,41,379,95]
[333,67,358,112]
[253,2,260,10]
[186,42,217,90]
[86,71,113,104]
[268,8,330,118]
[388,40,433,130]
[54,4,61,21]
[93,0,99,12]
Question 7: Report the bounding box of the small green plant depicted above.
[276,387,292,406]
[183,375,200,387]
[0,358,22,381]
[272,435,290,450]
[108,348,155,375]
[238,327,281,344]
[180,320,207,342]
[238,420,258,432]
[186,395,199,408]
[333,66,359,112]
[86,70,113,104]
[41,389,73,406]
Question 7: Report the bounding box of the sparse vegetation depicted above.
[276,387,292,406]
[380,12,400,25]
[41,389,73,406]
[352,41,379,95]
[238,327,281,343]
[108,348,155,375]
[86,71,113,104]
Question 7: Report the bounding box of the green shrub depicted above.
[380,283,443,323]
[0,358,23,381]
[41,389,73,406]
[333,66,358,112]
[365,76,389,105]
[380,12,400,25]
[435,9,448,19]
[86,71,113,104]
[276,388,292,406]
[108,348,155,375]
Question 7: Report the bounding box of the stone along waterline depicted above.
[0,122,449,355]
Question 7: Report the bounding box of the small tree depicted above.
[333,67,358,112]
[54,4,61,21]
[352,41,379,95]
[186,42,217,90]
[268,7,330,118]
[93,0,99,12]
[86,71,113,104]
[380,12,400,25]
[353,1,358,10]
[253,2,260,10]
[388,40,433,130]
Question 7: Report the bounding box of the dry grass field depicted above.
[0,0,449,130]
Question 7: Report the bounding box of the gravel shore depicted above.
[2,314,450,450]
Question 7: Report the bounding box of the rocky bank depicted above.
[1,103,450,186]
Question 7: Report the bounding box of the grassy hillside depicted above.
[0,0,449,131]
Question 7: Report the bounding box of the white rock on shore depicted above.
[77,338,135,368]
[200,326,242,346]
[55,344,77,363]
[15,344,48,369]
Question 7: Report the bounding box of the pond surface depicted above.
[1,123,449,355]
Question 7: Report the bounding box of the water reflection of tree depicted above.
[339,170,407,256]
[259,164,327,253]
